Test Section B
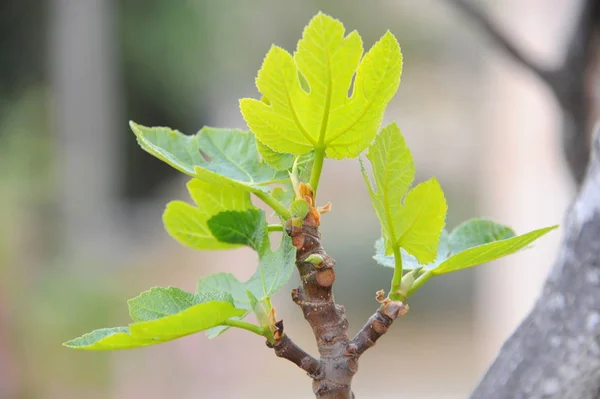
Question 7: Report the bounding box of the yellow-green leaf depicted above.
[362,123,445,263]
[63,327,156,351]
[163,179,254,250]
[372,220,558,279]
[362,122,415,244]
[432,225,558,275]
[396,178,447,264]
[64,287,245,351]
[240,12,402,159]
[130,122,288,189]
[207,210,296,301]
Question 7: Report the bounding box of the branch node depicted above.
[345,343,359,356]
[316,268,335,287]
[382,301,409,319]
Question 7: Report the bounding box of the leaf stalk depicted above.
[407,269,433,298]
[253,190,292,220]
[222,319,268,338]
[267,224,284,232]
[389,245,404,301]
[309,146,326,197]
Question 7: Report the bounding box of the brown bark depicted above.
[268,205,407,398]
[287,211,355,398]
[349,301,408,358]
[270,323,322,378]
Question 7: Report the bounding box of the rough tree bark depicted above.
[471,125,600,399]
[450,1,600,397]
[269,193,407,398]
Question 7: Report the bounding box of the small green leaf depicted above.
[305,253,324,267]
[196,272,248,309]
[362,122,446,263]
[240,12,402,159]
[373,221,558,277]
[127,287,232,322]
[362,123,415,244]
[162,179,254,250]
[128,301,242,341]
[204,209,296,307]
[207,209,267,252]
[196,273,250,339]
[198,233,295,339]
[63,327,156,350]
[448,218,515,254]
[245,233,296,300]
[199,210,295,338]
[432,225,558,275]
[269,149,316,207]
[396,178,447,263]
[374,230,449,270]
[130,122,287,190]
[290,199,310,218]
[64,287,245,351]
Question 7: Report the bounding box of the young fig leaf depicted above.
[373,219,558,277]
[206,209,296,309]
[374,230,450,271]
[207,209,268,252]
[130,122,287,191]
[362,122,447,264]
[240,12,402,159]
[290,199,311,219]
[162,179,254,250]
[64,287,245,351]
[396,178,447,263]
[448,218,515,253]
[196,273,250,339]
[432,224,558,275]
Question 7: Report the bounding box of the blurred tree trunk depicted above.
[451,0,600,397]
[49,0,124,262]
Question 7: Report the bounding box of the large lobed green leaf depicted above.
[362,122,447,264]
[373,219,558,275]
[130,122,288,190]
[240,12,402,159]
[163,178,254,250]
[64,288,245,350]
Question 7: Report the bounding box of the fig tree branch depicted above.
[348,300,408,357]
[269,324,322,378]
[287,209,354,399]
[270,200,408,398]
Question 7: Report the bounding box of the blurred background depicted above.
[0,0,585,398]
